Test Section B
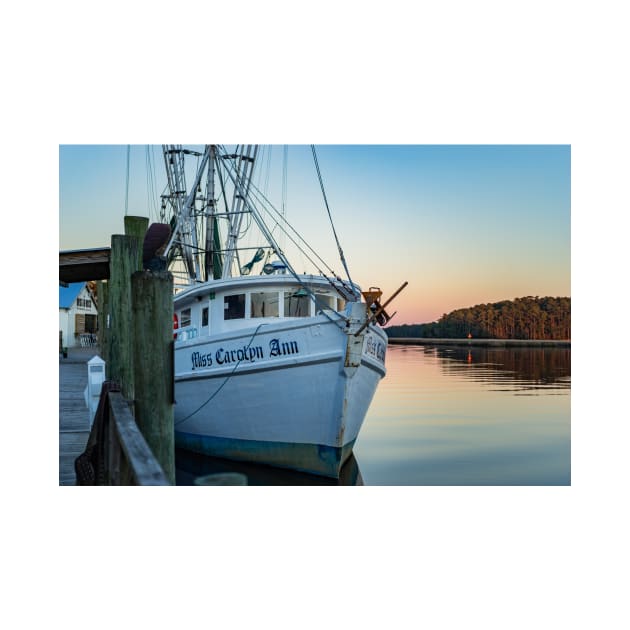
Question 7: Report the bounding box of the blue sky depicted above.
[59,144,570,323]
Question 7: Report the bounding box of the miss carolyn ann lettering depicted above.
[190,345,264,370]
[189,337,301,371]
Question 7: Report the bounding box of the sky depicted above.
[59,144,570,324]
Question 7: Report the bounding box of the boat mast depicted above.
[222,145,259,279]
[162,145,211,282]
[204,144,217,281]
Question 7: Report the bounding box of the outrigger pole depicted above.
[354,281,409,336]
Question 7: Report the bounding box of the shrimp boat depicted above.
[157,145,402,478]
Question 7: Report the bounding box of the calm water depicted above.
[176,345,570,485]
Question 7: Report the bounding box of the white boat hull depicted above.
[173,314,386,477]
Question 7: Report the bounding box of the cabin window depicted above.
[337,298,346,312]
[284,289,311,317]
[180,308,191,328]
[224,294,245,320]
[202,307,209,327]
[315,293,336,311]
[251,292,279,318]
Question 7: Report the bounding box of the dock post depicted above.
[106,217,148,389]
[131,270,175,485]
[124,215,149,269]
[108,234,139,400]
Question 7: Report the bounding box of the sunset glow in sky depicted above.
[59,144,570,324]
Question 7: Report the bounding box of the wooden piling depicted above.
[124,215,149,269]
[108,234,139,399]
[131,270,175,484]
[103,216,148,386]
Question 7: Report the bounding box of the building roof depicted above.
[59,282,86,309]
[59,248,110,283]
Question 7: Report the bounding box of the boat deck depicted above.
[59,346,101,485]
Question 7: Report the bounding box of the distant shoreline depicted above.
[386,338,571,347]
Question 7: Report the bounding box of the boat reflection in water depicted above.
[175,448,364,486]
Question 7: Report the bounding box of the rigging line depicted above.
[146,145,158,222]
[254,145,267,192]
[281,144,288,252]
[152,146,160,214]
[220,161,348,326]
[264,145,272,195]
[151,147,162,221]
[282,144,288,219]
[244,171,338,274]
[125,144,130,215]
[145,146,152,220]
[245,179,358,297]
[174,322,267,426]
[164,147,346,320]
[311,145,358,297]
[215,147,230,213]
[248,189,334,277]
[220,156,354,299]
[167,236,272,257]
[207,167,348,327]
[239,171,337,276]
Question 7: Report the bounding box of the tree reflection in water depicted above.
[424,345,570,391]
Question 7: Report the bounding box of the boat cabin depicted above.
[173,275,347,341]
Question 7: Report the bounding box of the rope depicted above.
[235,166,358,301]
[282,144,288,220]
[145,145,160,222]
[124,144,130,215]
[281,144,288,254]
[263,145,272,195]
[311,145,358,298]
[217,146,330,275]
[219,156,350,327]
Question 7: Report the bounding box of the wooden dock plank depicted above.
[59,348,96,485]
[59,345,169,485]
[60,431,91,451]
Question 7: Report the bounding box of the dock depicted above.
[60,225,175,485]
[59,346,100,485]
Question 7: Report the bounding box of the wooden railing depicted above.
[105,392,170,485]
[75,384,170,486]
[72,219,174,486]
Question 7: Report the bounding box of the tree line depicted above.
[386,296,571,340]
